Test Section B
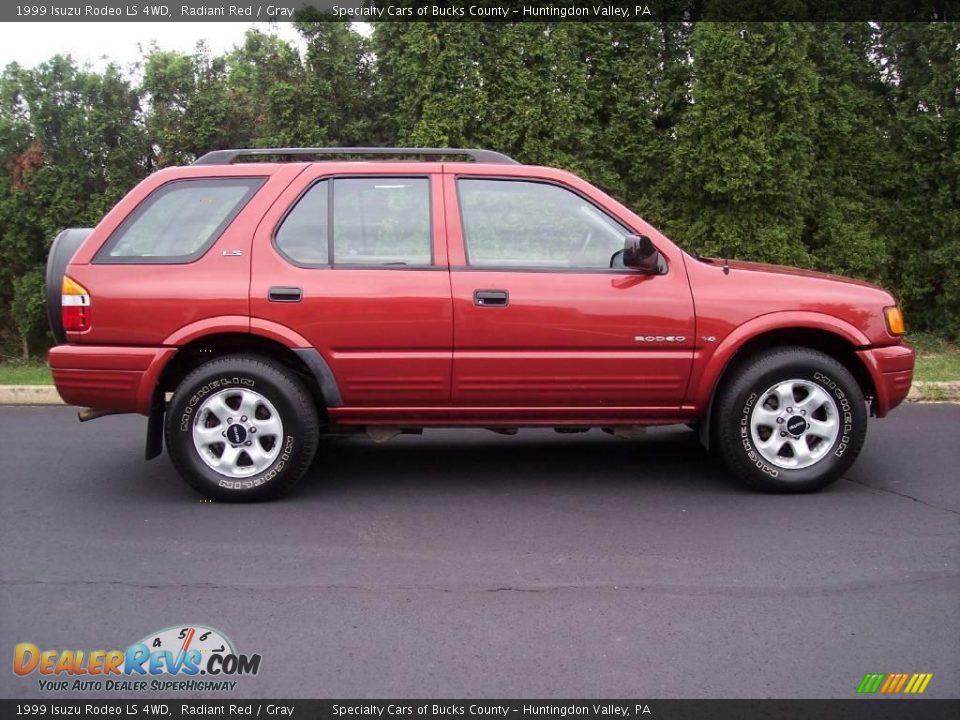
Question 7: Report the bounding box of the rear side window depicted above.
[96,178,264,263]
[275,177,432,267]
[333,178,431,266]
[274,180,329,265]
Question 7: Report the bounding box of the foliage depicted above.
[0,55,149,355]
[876,22,960,342]
[10,267,45,359]
[1,22,958,358]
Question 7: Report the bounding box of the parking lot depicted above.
[1,403,957,699]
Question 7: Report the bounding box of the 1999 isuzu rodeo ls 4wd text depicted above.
[44,147,915,501]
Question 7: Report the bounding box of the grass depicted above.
[0,333,957,386]
[0,359,52,385]
[911,333,960,383]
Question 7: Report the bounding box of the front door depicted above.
[446,175,694,409]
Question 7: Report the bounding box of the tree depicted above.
[667,23,819,267]
[802,23,891,283]
[1,22,958,354]
[572,22,693,224]
[877,22,960,339]
[11,268,44,359]
[141,45,251,165]
[0,56,148,356]
[293,19,379,145]
[373,22,600,168]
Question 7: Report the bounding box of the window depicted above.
[458,179,629,269]
[275,177,432,267]
[333,178,431,265]
[97,178,264,263]
[275,181,329,265]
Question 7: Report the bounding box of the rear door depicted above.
[250,164,453,406]
[444,170,695,410]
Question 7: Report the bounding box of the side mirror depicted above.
[622,234,662,273]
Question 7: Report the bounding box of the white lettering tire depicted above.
[713,347,867,493]
[165,355,319,502]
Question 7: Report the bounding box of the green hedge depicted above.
[2,22,957,358]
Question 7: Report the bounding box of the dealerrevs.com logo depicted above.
[13,625,261,692]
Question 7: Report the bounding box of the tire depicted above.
[713,347,867,493]
[164,355,320,502]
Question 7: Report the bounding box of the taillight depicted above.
[62,275,91,332]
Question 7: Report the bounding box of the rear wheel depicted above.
[714,347,867,493]
[164,355,319,501]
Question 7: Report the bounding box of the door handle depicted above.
[474,289,509,307]
[268,286,302,303]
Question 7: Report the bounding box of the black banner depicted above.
[2,699,959,720]
[1,0,956,23]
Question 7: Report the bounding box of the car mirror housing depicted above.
[622,234,662,273]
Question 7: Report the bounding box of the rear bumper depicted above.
[856,343,915,417]
[47,345,175,415]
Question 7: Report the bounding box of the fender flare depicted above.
[691,311,871,449]
[160,316,342,408]
[162,316,250,346]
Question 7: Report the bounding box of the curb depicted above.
[0,385,65,405]
[1,382,958,406]
[907,381,960,402]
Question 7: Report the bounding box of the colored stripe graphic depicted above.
[857,673,885,693]
[857,672,933,694]
[904,673,934,694]
[883,673,912,693]
[880,674,898,693]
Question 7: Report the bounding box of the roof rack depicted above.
[192,147,519,166]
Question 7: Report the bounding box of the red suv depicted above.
[45,147,915,501]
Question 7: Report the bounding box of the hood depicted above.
[697,256,885,291]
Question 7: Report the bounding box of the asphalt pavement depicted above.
[1,403,957,699]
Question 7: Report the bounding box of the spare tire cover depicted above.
[45,228,92,345]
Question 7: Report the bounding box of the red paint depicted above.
[856,345,917,417]
[48,345,173,413]
[49,159,913,429]
[248,163,453,406]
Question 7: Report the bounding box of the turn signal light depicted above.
[62,275,91,332]
[884,305,905,336]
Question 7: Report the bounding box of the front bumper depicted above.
[47,345,175,415]
[856,343,915,417]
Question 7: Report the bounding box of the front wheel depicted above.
[714,347,867,493]
[164,355,320,501]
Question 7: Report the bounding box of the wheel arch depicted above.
[144,327,340,460]
[695,317,877,450]
[157,332,338,408]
